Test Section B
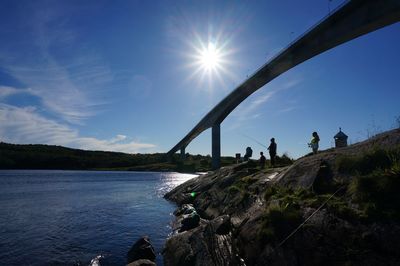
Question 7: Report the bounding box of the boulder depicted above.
[127,236,156,264]
[174,204,196,216]
[126,259,156,266]
[179,211,200,232]
[210,215,231,235]
[164,216,241,266]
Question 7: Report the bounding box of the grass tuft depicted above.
[259,202,303,243]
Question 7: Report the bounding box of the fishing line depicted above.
[277,185,345,248]
[239,133,268,149]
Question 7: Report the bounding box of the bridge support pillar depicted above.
[180,147,186,160]
[212,124,221,170]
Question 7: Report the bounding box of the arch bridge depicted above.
[167,0,400,169]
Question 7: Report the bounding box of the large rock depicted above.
[126,259,156,266]
[127,236,156,264]
[164,215,241,266]
[276,129,400,189]
[179,211,200,232]
[174,204,196,216]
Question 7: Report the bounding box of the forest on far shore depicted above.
[0,142,238,172]
[0,142,293,172]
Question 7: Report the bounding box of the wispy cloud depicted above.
[0,4,113,125]
[275,105,297,115]
[4,58,112,124]
[0,4,157,152]
[0,86,25,98]
[0,104,156,153]
[110,134,127,144]
[229,78,302,129]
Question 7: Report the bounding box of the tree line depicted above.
[0,142,166,170]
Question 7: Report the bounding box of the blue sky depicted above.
[0,0,399,158]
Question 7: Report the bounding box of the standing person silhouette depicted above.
[268,138,277,167]
[309,132,320,154]
[243,147,253,161]
[259,152,266,169]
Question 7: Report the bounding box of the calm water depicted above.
[0,170,196,266]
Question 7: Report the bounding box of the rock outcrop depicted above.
[127,236,156,265]
[163,213,243,266]
[163,129,400,266]
[127,259,156,266]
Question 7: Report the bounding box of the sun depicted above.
[184,35,236,90]
[199,43,221,70]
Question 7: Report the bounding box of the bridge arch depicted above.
[168,0,400,169]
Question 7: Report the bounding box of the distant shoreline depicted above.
[0,142,237,173]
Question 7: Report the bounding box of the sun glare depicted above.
[185,35,236,90]
[200,43,221,70]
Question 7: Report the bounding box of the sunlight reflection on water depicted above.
[155,172,198,198]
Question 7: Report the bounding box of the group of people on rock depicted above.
[254,131,320,169]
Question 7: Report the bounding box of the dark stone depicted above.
[218,174,237,189]
[164,218,240,266]
[180,193,195,204]
[247,168,259,174]
[179,212,200,232]
[174,204,196,216]
[127,236,156,264]
[211,215,231,235]
[126,259,156,266]
[312,160,334,194]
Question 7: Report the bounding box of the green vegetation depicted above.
[274,153,294,167]
[260,201,303,242]
[227,176,256,204]
[224,155,295,218]
[259,145,400,243]
[260,184,359,243]
[338,146,400,221]
[336,147,397,175]
[0,142,236,172]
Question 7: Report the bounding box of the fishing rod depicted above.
[240,133,268,149]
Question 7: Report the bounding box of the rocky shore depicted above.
[162,129,400,266]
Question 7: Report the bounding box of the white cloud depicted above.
[0,5,113,125]
[229,78,302,129]
[3,55,112,125]
[276,106,297,114]
[110,134,127,143]
[0,86,24,98]
[0,104,156,153]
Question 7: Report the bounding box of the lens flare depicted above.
[200,43,221,70]
[183,32,238,91]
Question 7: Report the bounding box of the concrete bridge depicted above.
[167,0,400,169]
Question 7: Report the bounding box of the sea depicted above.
[0,170,197,266]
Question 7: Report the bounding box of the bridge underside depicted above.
[168,0,400,169]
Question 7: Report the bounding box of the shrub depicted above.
[264,186,277,201]
[228,185,241,194]
[260,202,303,242]
[275,153,294,167]
[325,197,359,221]
[348,160,400,221]
[336,147,398,175]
